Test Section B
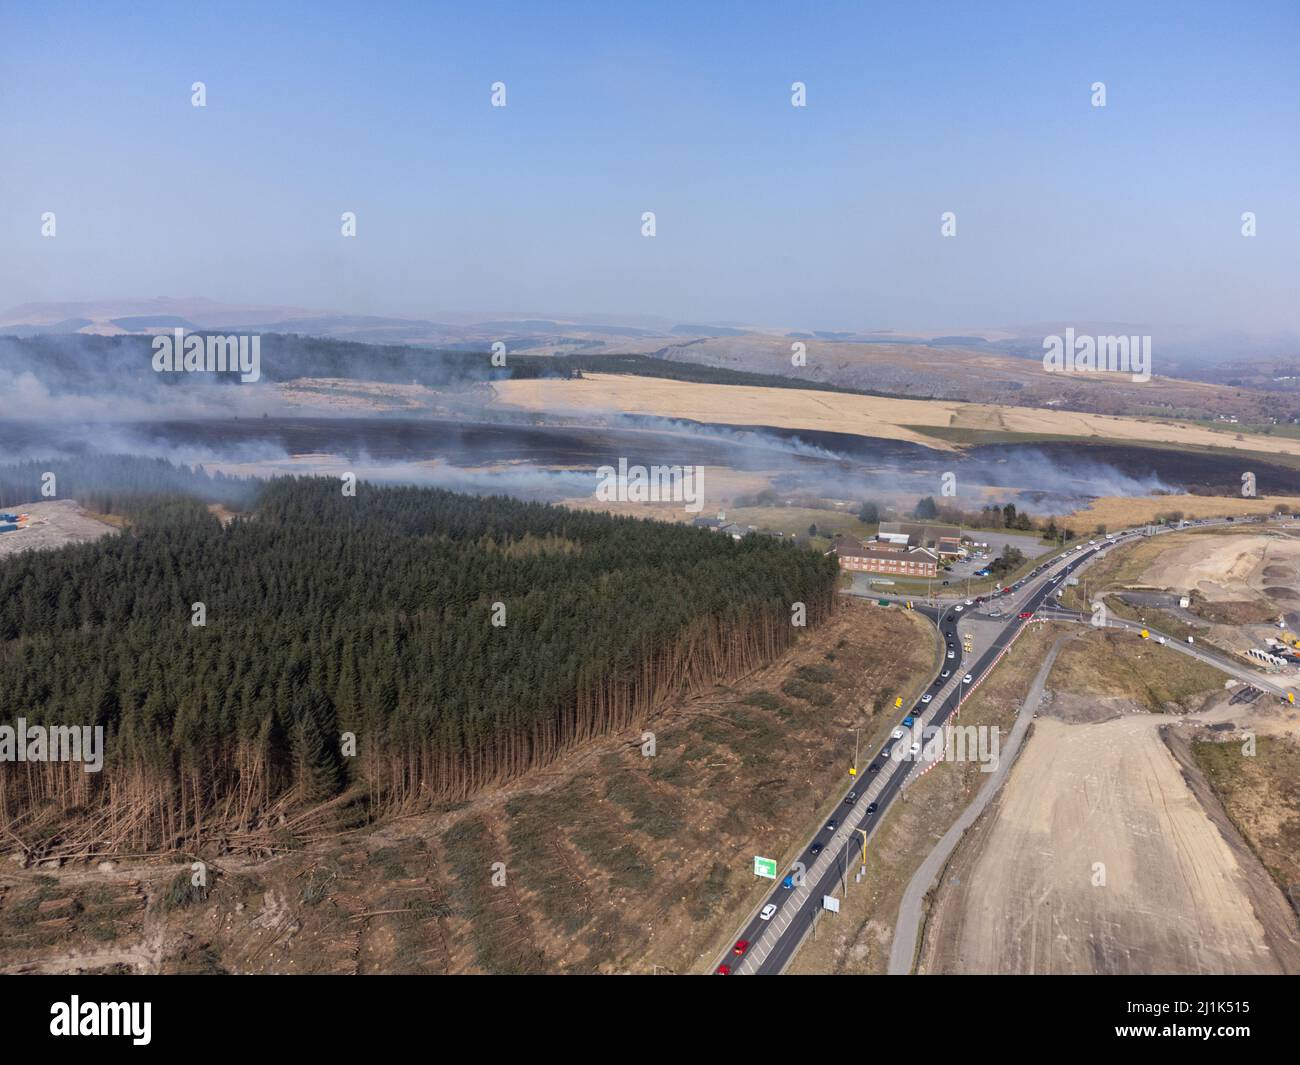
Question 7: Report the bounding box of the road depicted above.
[716,517,1278,975]
[886,631,1077,974]
[1040,603,1295,698]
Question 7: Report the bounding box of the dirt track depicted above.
[919,708,1300,974]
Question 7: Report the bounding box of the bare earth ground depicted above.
[0,598,936,975]
[918,632,1300,975]
[0,499,118,558]
[1139,533,1300,603]
[491,373,1300,459]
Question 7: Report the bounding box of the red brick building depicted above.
[830,535,939,578]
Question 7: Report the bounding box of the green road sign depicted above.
[754,856,777,879]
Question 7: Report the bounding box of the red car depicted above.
[732,939,749,956]
[716,964,732,974]
[1018,611,1034,619]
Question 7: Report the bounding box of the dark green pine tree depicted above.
[292,689,343,803]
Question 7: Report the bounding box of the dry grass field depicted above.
[492,373,1300,459]
[1194,735,1300,918]
[647,335,1285,423]
[494,373,961,448]
[1068,495,1300,528]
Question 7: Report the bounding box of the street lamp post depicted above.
[854,827,869,872]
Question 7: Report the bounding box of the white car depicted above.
[892,728,904,740]
[760,903,778,921]
[947,650,956,658]
[909,742,921,756]
[964,599,974,606]
[921,693,932,703]
[954,605,963,613]
[963,673,973,684]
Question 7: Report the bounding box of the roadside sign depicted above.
[753,856,777,879]
[822,895,840,913]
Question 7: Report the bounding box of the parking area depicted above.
[842,529,1061,598]
[952,529,1052,571]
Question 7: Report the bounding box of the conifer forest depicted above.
[0,459,838,857]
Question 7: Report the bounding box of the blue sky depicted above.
[2,0,1297,332]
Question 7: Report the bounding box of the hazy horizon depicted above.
[3,0,1298,335]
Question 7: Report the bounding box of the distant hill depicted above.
[1,317,93,336]
[671,323,748,337]
[0,297,322,330]
[111,316,198,330]
[4,297,1296,420]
